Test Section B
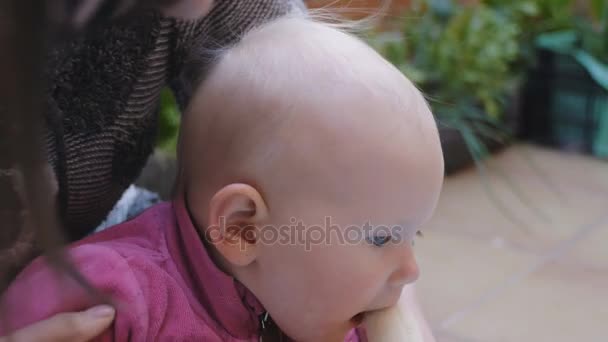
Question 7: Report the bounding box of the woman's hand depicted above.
[0,305,115,342]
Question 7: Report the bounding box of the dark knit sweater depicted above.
[45,0,305,240]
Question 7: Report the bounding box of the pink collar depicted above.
[168,193,266,339]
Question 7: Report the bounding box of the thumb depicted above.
[0,305,115,342]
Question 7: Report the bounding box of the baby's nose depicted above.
[388,246,420,288]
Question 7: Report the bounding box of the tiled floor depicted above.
[415,144,608,342]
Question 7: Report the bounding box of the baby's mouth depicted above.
[350,312,366,326]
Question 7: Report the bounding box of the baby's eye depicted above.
[368,235,392,247]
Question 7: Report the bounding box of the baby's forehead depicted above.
[193,16,428,120]
[183,16,436,165]
[185,17,433,173]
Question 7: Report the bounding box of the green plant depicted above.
[483,0,608,90]
[480,0,574,67]
[156,88,181,155]
[372,0,594,228]
[482,0,574,30]
[534,1,608,90]
[374,0,551,227]
[379,0,521,153]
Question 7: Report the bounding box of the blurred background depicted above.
[144,0,608,341]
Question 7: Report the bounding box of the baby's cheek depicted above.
[324,272,368,305]
[350,272,386,304]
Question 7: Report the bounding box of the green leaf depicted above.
[535,30,578,53]
[591,0,606,22]
[517,2,540,16]
[574,50,608,91]
[428,0,455,18]
[157,88,181,155]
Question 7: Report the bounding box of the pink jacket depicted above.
[1,196,366,341]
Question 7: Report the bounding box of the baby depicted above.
[0,16,444,342]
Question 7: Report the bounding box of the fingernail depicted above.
[86,305,115,319]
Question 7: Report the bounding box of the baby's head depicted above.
[177,16,444,341]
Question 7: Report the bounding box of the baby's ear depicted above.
[207,183,269,266]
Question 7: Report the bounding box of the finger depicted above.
[1,305,115,342]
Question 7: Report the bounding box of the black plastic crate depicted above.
[519,49,608,158]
